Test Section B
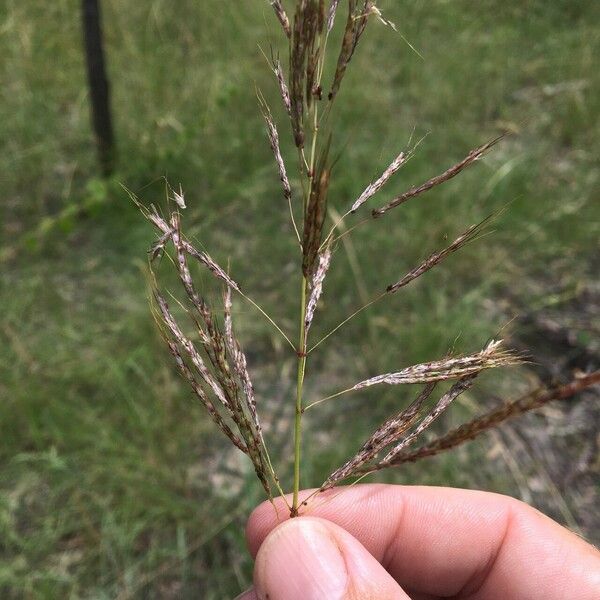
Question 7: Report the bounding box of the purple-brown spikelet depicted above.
[322,383,436,489]
[223,286,262,443]
[289,1,319,148]
[148,210,240,292]
[372,136,505,217]
[382,375,477,463]
[329,0,373,102]
[147,208,272,497]
[259,95,293,203]
[386,216,492,293]
[302,141,332,278]
[272,56,292,115]
[351,151,407,213]
[154,299,246,452]
[388,371,600,466]
[349,340,517,391]
[270,0,291,38]
[305,246,332,332]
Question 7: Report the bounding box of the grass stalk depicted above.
[292,275,308,516]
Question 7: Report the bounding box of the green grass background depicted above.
[1,0,598,597]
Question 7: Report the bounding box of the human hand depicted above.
[236,484,600,599]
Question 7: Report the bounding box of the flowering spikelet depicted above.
[305,247,332,332]
[326,0,341,33]
[322,383,436,489]
[272,56,292,115]
[372,136,504,217]
[351,151,406,213]
[259,93,292,203]
[270,0,291,38]
[329,0,374,102]
[350,340,516,391]
[382,375,477,464]
[156,292,228,406]
[147,210,241,292]
[146,206,273,497]
[223,286,262,444]
[388,371,600,466]
[386,216,492,293]
[290,1,320,147]
[162,335,246,452]
[302,139,332,278]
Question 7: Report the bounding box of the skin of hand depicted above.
[235,484,600,600]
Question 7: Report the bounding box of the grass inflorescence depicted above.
[141,0,599,519]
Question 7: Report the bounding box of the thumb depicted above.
[252,516,409,600]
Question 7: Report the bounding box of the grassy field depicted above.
[1,1,599,597]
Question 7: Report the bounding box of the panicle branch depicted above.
[372,135,504,218]
[383,370,600,466]
[147,208,274,497]
[351,340,517,391]
[386,215,492,293]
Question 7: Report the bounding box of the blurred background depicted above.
[1,0,598,597]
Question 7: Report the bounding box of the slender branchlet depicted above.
[386,215,493,293]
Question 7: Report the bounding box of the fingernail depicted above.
[233,588,256,600]
[254,518,348,599]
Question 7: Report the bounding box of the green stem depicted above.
[291,43,324,515]
[292,276,308,516]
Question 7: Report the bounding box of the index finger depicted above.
[246,484,600,599]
